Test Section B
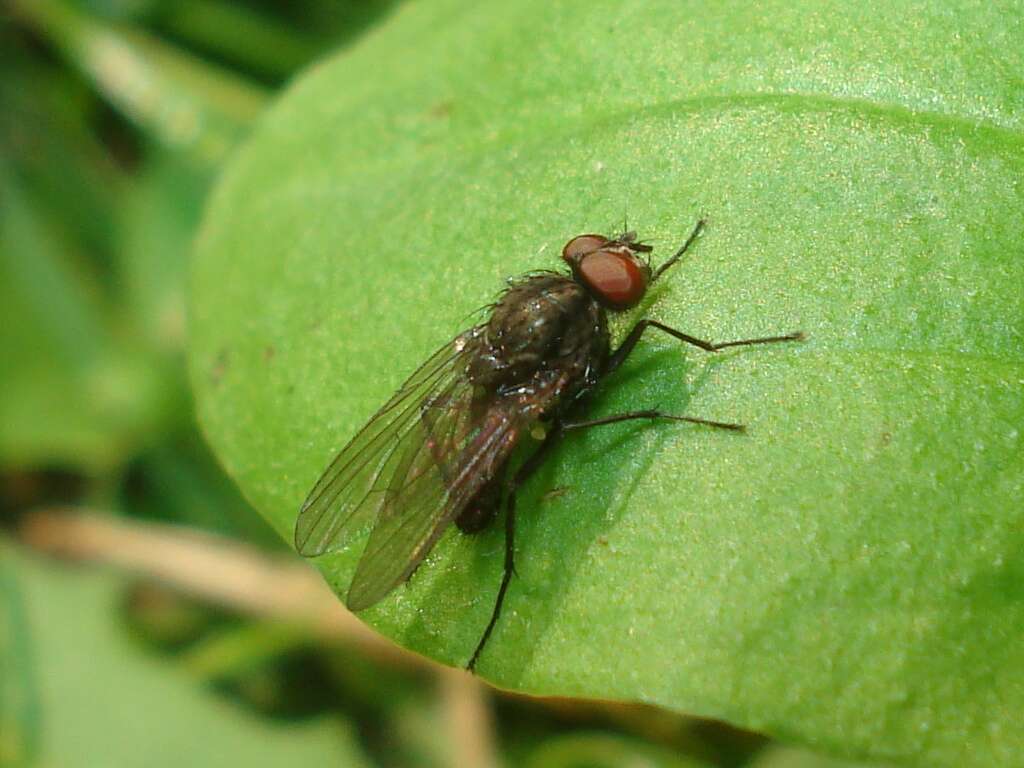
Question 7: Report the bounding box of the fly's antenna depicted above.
[615,210,643,244]
[651,218,706,282]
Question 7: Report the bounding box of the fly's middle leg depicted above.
[466,429,560,672]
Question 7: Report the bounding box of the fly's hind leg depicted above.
[563,410,745,432]
[466,430,560,673]
[465,408,746,671]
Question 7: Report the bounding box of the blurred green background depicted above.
[0,1,903,766]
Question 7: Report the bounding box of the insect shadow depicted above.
[399,343,735,672]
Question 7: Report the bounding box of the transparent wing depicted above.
[294,327,485,556]
[346,403,523,610]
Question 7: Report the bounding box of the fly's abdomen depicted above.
[455,472,504,533]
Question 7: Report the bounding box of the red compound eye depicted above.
[561,234,610,264]
[576,248,649,310]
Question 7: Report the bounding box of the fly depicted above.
[295,220,803,671]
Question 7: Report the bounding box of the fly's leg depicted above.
[605,320,803,376]
[563,410,744,432]
[467,430,560,672]
[599,324,802,431]
[465,376,759,670]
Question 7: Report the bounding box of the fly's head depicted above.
[561,232,654,311]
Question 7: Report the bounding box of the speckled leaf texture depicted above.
[188,2,1024,765]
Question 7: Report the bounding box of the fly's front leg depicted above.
[467,427,561,672]
[605,320,803,376]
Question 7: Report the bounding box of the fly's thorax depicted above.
[467,274,608,406]
[559,298,609,388]
[487,275,585,349]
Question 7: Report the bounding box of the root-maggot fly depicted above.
[295,220,802,671]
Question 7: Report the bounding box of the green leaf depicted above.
[0,166,168,471]
[188,1,1024,765]
[749,745,893,768]
[0,39,124,265]
[5,543,371,767]
[11,0,266,165]
[524,732,713,768]
[0,557,40,767]
[118,152,212,358]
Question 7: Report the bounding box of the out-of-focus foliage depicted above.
[523,732,715,768]
[5,544,372,767]
[1,0,403,763]
[0,555,40,767]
